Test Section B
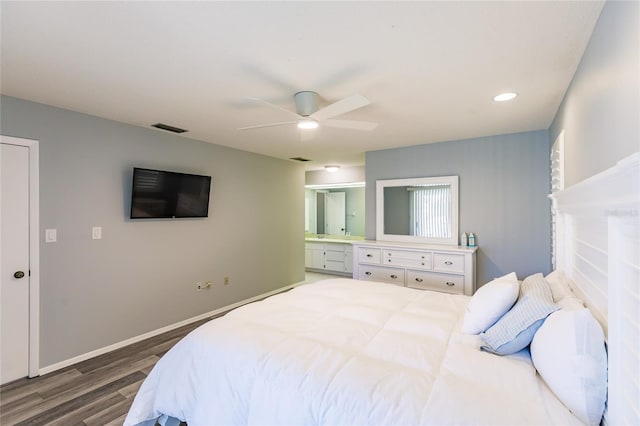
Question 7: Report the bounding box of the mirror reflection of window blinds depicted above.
[409,185,451,238]
[136,169,162,191]
[550,131,565,269]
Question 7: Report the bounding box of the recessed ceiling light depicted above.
[324,165,340,173]
[493,92,518,102]
[297,118,319,129]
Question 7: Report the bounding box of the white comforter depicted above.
[125,278,581,426]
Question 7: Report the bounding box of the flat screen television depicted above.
[130,167,211,219]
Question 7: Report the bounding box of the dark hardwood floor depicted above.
[0,317,212,426]
[0,276,325,426]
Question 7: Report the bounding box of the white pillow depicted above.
[461,272,519,334]
[530,308,607,425]
[545,270,574,302]
[557,296,584,311]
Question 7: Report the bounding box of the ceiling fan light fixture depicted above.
[493,92,518,102]
[324,165,340,173]
[297,118,319,129]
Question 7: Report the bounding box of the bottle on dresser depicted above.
[461,232,468,246]
[468,232,477,247]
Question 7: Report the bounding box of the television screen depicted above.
[130,168,211,219]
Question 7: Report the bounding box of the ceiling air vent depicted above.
[151,123,188,134]
[289,157,311,162]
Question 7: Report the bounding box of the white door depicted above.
[325,192,346,235]
[1,142,31,384]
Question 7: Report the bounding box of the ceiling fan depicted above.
[238,91,378,132]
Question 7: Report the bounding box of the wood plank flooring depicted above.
[0,274,332,425]
[0,317,211,426]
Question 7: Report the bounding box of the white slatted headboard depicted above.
[550,152,639,425]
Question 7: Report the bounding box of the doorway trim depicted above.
[1,135,40,378]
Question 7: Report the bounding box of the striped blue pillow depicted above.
[480,274,558,355]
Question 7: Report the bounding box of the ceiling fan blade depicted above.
[311,94,371,121]
[237,121,297,130]
[322,119,378,131]
[247,97,300,118]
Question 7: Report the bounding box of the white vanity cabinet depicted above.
[305,243,325,270]
[352,240,476,295]
[305,241,353,276]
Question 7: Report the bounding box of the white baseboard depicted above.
[38,279,307,376]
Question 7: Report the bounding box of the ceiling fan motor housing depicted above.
[294,91,319,116]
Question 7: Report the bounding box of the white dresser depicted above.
[352,240,477,295]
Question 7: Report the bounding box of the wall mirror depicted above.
[376,176,459,245]
[305,183,365,237]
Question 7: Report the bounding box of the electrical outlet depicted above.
[196,281,212,291]
[224,276,230,285]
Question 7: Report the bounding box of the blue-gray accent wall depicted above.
[366,130,550,286]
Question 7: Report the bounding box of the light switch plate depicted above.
[92,226,102,240]
[45,228,57,243]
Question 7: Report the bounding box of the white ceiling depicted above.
[1,1,604,170]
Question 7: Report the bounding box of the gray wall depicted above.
[1,95,305,367]
[366,130,550,286]
[550,0,639,186]
[305,166,365,186]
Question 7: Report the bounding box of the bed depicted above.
[124,277,587,426]
[125,153,639,426]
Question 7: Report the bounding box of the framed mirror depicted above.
[376,176,459,245]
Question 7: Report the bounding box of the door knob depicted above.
[14,271,25,279]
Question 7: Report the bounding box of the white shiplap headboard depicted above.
[550,152,639,425]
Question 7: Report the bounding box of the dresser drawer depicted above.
[383,249,432,269]
[344,251,353,273]
[358,265,405,286]
[325,243,346,253]
[383,249,431,261]
[358,247,381,264]
[325,250,345,262]
[406,270,464,294]
[325,260,345,272]
[433,253,464,274]
[384,256,432,269]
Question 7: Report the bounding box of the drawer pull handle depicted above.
[365,271,372,276]
[388,259,392,263]
[444,261,453,265]
[421,256,425,259]
[415,278,424,283]
[446,281,455,286]
[366,254,373,258]
[421,262,425,266]
[390,274,398,279]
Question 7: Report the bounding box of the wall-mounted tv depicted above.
[130,167,211,219]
